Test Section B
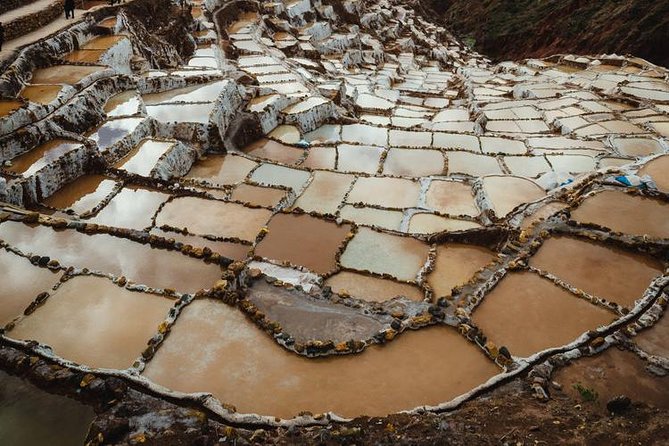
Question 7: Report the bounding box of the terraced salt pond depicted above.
[256,213,351,274]
[0,249,61,325]
[324,271,424,302]
[0,222,222,293]
[156,196,272,241]
[8,276,174,369]
[143,299,499,418]
[5,140,83,177]
[114,139,175,176]
[186,154,257,185]
[341,228,429,281]
[473,272,615,358]
[571,191,669,238]
[530,237,663,307]
[1,0,668,428]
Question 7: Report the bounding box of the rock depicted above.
[607,395,631,414]
[590,336,606,348]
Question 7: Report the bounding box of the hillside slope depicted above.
[422,0,669,67]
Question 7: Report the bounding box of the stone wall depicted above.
[4,1,65,41]
[0,0,41,16]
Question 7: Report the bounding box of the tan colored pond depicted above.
[230,184,286,208]
[571,190,669,239]
[143,299,499,418]
[428,244,496,299]
[340,228,429,281]
[530,237,663,307]
[6,140,82,177]
[638,155,669,193]
[504,156,551,178]
[20,85,63,105]
[0,249,61,326]
[43,175,118,215]
[250,163,312,191]
[425,181,479,216]
[156,197,272,242]
[0,100,22,117]
[325,271,424,302]
[341,124,388,146]
[64,49,105,64]
[301,146,336,170]
[447,152,503,177]
[186,154,257,185]
[242,139,305,165]
[382,149,445,177]
[31,65,104,85]
[482,176,545,218]
[336,144,383,174]
[339,205,404,231]
[0,222,221,294]
[255,213,351,274]
[88,186,169,231]
[8,275,173,369]
[293,171,354,214]
[612,137,664,157]
[473,272,614,358]
[347,177,420,209]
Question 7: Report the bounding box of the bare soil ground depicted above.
[420,0,669,67]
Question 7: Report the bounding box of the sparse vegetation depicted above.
[573,383,599,403]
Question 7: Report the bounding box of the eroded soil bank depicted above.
[422,0,669,67]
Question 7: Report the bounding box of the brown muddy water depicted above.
[473,272,614,358]
[571,190,669,239]
[530,236,663,307]
[8,275,174,369]
[428,244,496,299]
[143,299,500,418]
[325,271,425,302]
[255,213,351,274]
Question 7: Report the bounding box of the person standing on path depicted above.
[0,22,4,52]
[65,0,76,19]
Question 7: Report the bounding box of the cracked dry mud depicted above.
[0,0,668,444]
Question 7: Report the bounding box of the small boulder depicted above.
[607,395,631,414]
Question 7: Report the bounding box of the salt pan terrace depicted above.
[0,0,668,425]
